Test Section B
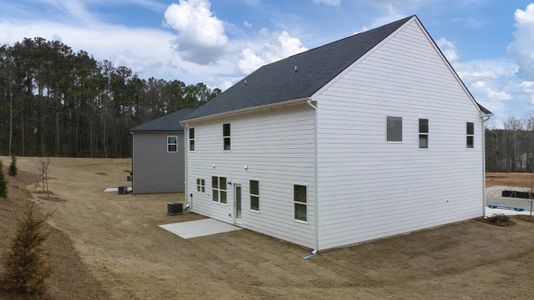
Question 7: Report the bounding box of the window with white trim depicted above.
[387,116,402,142]
[223,123,231,150]
[212,176,227,204]
[167,136,177,152]
[189,128,195,151]
[196,178,205,192]
[294,185,307,222]
[466,122,474,148]
[419,119,429,149]
[250,180,259,211]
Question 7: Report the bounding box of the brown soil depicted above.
[0,166,108,300]
[486,172,534,187]
[1,157,534,299]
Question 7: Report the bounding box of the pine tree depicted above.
[0,161,7,198]
[1,202,50,295]
[8,154,17,177]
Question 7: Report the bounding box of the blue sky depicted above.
[0,0,533,127]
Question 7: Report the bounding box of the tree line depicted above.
[0,37,221,158]
[486,116,534,172]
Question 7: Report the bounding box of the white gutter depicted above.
[306,99,319,257]
[481,113,492,218]
[181,98,309,125]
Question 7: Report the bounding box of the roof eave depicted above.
[182,97,311,124]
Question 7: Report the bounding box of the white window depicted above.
[250,180,259,211]
[167,136,177,152]
[294,185,307,222]
[189,128,195,151]
[466,122,474,148]
[211,176,227,204]
[223,123,231,150]
[387,116,402,142]
[196,178,205,192]
[419,119,429,149]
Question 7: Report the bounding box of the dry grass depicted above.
[486,172,534,187]
[1,157,534,299]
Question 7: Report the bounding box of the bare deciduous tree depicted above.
[35,157,51,198]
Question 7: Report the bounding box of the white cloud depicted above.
[509,3,534,80]
[237,30,307,75]
[436,38,458,63]
[164,0,228,64]
[243,20,252,28]
[471,81,512,101]
[313,0,341,7]
[454,59,518,81]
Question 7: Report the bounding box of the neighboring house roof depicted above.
[130,108,196,132]
[185,15,491,121]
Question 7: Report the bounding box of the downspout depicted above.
[306,99,319,257]
[481,114,492,218]
[184,123,190,211]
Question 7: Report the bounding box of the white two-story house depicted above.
[181,15,492,251]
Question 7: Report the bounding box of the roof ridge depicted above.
[258,15,415,70]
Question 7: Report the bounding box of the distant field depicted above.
[486,172,534,187]
[1,157,534,299]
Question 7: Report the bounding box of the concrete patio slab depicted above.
[159,218,241,239]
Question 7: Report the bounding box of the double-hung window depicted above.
[419,119,429,149]
[466,122,474,148]
[223,123,231,150]
[250,180,259,211]
[196,178,205,192]
[167,136,177,152]
[189,128,195,151]
[212,176,227,204]
[386,116,402,142]
[294,185,307,222]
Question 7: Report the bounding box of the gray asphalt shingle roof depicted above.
[185,15,491,120]
[130,108,196,132]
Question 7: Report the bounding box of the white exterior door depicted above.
[234,184,242,225]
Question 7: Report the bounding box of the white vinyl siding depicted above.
[187,103,316,248]
[313,18,484,250]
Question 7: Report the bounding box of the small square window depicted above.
[387,116,402,142]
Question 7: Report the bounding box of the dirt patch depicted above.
[515,215,534,223]
[481,215,515,227]
[0,165,108,300]
[96,172,107,176]
[487,172,534,187]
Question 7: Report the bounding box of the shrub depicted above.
[1,202,51,296]
[8,155,17,177]
[0,161,7,198]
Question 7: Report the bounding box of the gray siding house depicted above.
[130,108,194,194]
[182,16,492,251]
